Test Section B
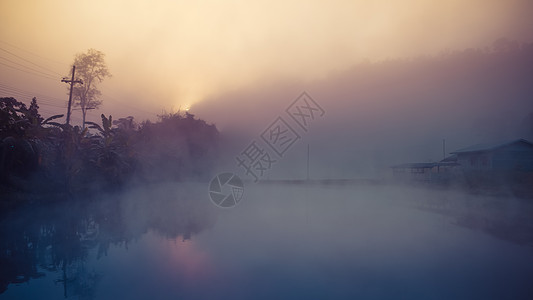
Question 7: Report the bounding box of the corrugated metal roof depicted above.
[450,139,533,154]
[440,154,457,162]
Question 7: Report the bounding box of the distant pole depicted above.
[442,139,446,159]
[306,144,310,180]
[61,65,83,126]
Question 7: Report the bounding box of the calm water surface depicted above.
[1,183,533,299]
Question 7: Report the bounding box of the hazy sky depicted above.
[1,0,532,124]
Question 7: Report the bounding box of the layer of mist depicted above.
[196,40,533,179]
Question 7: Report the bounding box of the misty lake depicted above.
[1,182,533,299]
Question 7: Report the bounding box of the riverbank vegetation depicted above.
[0,97,219,208]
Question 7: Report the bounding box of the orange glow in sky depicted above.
[1,0,532,123]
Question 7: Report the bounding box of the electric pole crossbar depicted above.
[61,65,83,126]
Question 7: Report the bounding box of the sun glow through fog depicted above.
[0,0,532,121]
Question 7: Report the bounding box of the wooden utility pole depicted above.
[61,65,83,125]
[306,144,310,180]
[442,139,446,160]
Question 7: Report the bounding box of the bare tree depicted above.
[69,49,111,128]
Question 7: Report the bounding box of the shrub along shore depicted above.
[0,97,219,207]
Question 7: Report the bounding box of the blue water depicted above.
[1,183,532,299]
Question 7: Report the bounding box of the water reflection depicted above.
[1,183,533,299]
[0,183,216,298]
[405,187,533,246]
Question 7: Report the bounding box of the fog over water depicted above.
[1,1,533,299]
[2,183,532,299]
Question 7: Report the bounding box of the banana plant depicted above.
[41,114,65,127]
[86,114,114,147]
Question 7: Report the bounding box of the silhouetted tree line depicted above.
[0,97,219,205]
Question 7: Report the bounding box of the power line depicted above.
[38,107,65,116]
[0,41,160,120]
[0,97,65,109]
[0,94,66,112]
[0,83,66,104]
[0,56,59,78]
[0,40,65,66]
[0,61,58,81]
[0,96,65,117]
[0,87,46,100]
[0,96,65,109]
[0,39,69,68]
[0,47,64,77]
[0,82,64,100]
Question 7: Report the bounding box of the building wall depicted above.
[392,167,432,181]
[457,153,492,171]
[492,144,533,171]
[457,142,533,172]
